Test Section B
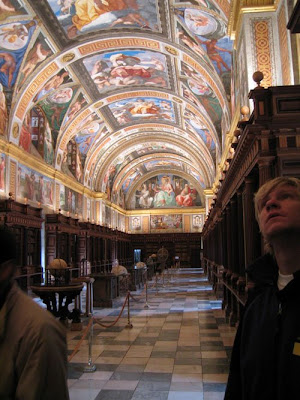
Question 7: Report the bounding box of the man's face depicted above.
[258,184,300,241]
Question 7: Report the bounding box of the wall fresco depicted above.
[150,214,182,232]
[17,163,54,206]
[59,184,83,214]
[134,174,202,209]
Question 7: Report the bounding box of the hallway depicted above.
[66,268,236,400]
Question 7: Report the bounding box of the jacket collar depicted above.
[246,253,300,286]
[246,254,278,285]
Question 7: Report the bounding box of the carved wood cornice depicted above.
[0,199,43,228]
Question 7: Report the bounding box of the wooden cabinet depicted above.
[202,83,300,326]
[0,198,43,292]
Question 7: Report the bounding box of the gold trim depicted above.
[228,0,279,40]
[126,207,205,216]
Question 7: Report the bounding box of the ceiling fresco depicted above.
[0,0,232,210]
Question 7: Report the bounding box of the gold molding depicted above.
[228,0,279,40]
[1,141,95,196]
[126,207,205,216]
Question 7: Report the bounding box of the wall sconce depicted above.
[24,197,28,205]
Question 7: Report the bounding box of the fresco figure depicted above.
[0,0,15,13]
[196,38,231,74]
[19,114,32,152]
[176,183,196,207]
[153,176,176,207]
[35,70,70,101]
[138,183,153,208]
[0,52,16,87]
[0,83,8,135]
[19,42,51,86]
[0,154,5,190]
[67,0,149,38]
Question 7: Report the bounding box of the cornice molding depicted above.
[228,0,279,40]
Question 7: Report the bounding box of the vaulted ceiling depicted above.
[1,0,234,209]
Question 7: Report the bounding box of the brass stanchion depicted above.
[83,318,96,372]
[125,291,133,329]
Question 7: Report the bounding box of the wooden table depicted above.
[31,283,83,323]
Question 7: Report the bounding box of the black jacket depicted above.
[224,254,300,400]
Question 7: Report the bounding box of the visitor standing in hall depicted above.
[0,227,70,400]
[225,176,300,400]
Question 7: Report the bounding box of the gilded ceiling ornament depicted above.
[12,122,19,138]
[61,53,75,63]
[165,46,178,56]
[95,101,104,108]
[173,97,183,103]
[57,154,62,165]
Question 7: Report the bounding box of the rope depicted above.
[68,291,131,361]
[67,271,160,362]
[68,317,93,362]
[93,292,129,328]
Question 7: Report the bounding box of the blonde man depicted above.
[225,176,300,400]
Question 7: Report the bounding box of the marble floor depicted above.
[66,268,236,400]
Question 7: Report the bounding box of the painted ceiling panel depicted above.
[0,0,232,210]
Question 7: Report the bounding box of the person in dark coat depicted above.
[0,227,70,400]
[224,176,300,400]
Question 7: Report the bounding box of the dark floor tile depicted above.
[199,323,218,329]
[136,380,171,391]
[202,365,230,374]
[200,344,225,351]
[67,363,85,379]
[95,390,134,400]
[94,364,118,371]
[131,390,169,400]
[202,358,229,366]
[203,382,227,392]
[141,327,162,333]
[216,317,226,324]
[100,350,127,357]
[101,340,134,346]
[181,320,199,326]
[141,373,172,382]
[133,337,157,345]
[116,365,145,373]
[151,351,176,358]
[111,371,143,380]
[174,358,202,365]
[177,346,201,351]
